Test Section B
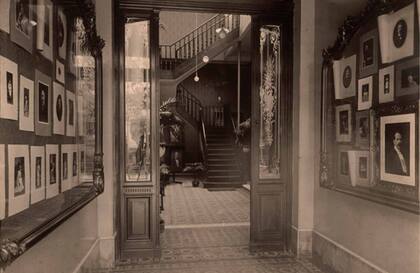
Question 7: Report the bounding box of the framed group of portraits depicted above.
[321,0,420,213]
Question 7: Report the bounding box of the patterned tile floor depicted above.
[89,181,324,273]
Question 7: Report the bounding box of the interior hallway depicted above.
[89,180,325,273]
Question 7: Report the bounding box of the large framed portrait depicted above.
[10,0,33,53]
[380,113,416,186]
[8,145,30,216]
[357,76,373,110]
[333,55,356,99]
[57,7,67,60]
[45,144,59,199]
[36,0,53,61]
[35,70,52,136]
[19,75,34,132]
[359,29,378,77]
[335,104,352,142]
[30,146,45,204]
[396,58,419,98]
[53,81,65,135]
[66,90,76,136]
[0,145,5,220]
[0,0,10,33]
[378,65,395,104]
[0,56,18,120]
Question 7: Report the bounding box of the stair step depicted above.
[207,148,235,154]
[207,143,233,148]
[203,181,244,190]
[207,175,241,182]
[207,170,240,176]
[207,163,238,170]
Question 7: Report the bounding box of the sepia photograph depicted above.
[53,82,65,135]
[57,8,67,59]
[8,145,29,216]
[358,76,373,110]
[72,151,77,177]
[0,56,18,120]
[333,55,356,99]
[45,145,59,199]
[66,90,76,136]
[35,70,52,136]
[19,75,34,132]
[396,58,419,98]
[62,153,68,180]
[10,0,33,53]
[30,146,45,204]
[359,29,378,77]
[61,145,73,191]
[56,60,65,84]
[36,0,53,60]
[378,65,395,103]
[355,111,370,147]
[336,104,352,142]
[380,113,416,186]
[14,157,25,197]
[38,82,49,123]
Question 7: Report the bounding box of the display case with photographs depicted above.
[0,0,104,267]
[320,0,419,214]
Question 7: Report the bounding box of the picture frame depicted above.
[7,145,30,216]
[348,150,371,187]
[66,90,76,136]
[56,60,65,84]
[0,56,18,120]
[19,75,34,132]
[71,146,79,187]
[0,0,10,33]
[336,146,352,185]
[35,70,52,136]
[61,144,72,191]
[355,110,370,148]
[0,145,5,220]
[30,146,45,204]
[359,29,378,77]
[45,144,59,199]
[53,81,65,135]
[57,7,67,60]
[335,104,352,143]
[333,55,356,99]
[395,58,419,98]
[36,0,53,61]
[380,113,416,186]
[10,0,33,53]
[79,143,86,181]
[357,76,373,110]
[378,65,395,104]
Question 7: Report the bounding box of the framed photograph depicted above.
[8,145,30,216]
[348,150,371,187]
[378,3,415,63]
[30,146,45,204]
[355,111,370,148]
[61,144,72,191]
[336,146,352,185]
[56,60,65,84]
[0,0,10,33]
[396,58,419,98]
[67,25,77,75]
[19,75,34,132]
[0,56,18,120]
[380,113,416,186]
[53,82,65,135]
[36,0,53,60]
[358,76,373,110]
[66,90,76,136]
[35,70,52,136]
[335,104,352,142]
[359,29,378,77]
[10,0,33,53]
[0,145,5,220]
[57,7,67,60]
[333,55,356,99]
[378,65,395,104]
[71,147,79,187]
[79,144,86,181]
[45,144,59,198]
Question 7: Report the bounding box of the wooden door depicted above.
[250,15,293,250]
[117,11,161,259]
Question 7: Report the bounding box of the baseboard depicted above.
[72,238,100,273]
[312,231,389,273]
[291,225,313,256]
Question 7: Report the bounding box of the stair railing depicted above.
[176,84,202,122]
[199,108,208,167]
[160,14,240,70]
[202,105,224,127]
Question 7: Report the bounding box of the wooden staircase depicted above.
[204,127,243,190]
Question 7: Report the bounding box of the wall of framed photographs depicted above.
[320,0,420,213]
[0,0,104,266]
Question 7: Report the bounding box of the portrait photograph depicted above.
[36,0,53,60]
[72,151,77,177]
[358,76,373,110]
[396,58,419,98]
[45,144,59,198]
[377,3,415,63]
[57,7,67,60]
[35,70,52,136]
[71,147,79,187]
[379,65,395,104]
[62,152,68,180]
[333,55,356,99]
[10,0,33,53]
[380,113,416,186]
[66,90,76,136]
[348,150,371,187]
[359,29,378,77]
[30,146,45,204]
[56,60,65,84]
[355,111,370,148]
[61,145,73,191]
[8,145,30,216]
[0,56,18,120]
[0,145,5,220]
[335,104,352,142]
[53,82,65,135]
[19,75,34,132]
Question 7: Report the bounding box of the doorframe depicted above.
[114,0,295,260]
